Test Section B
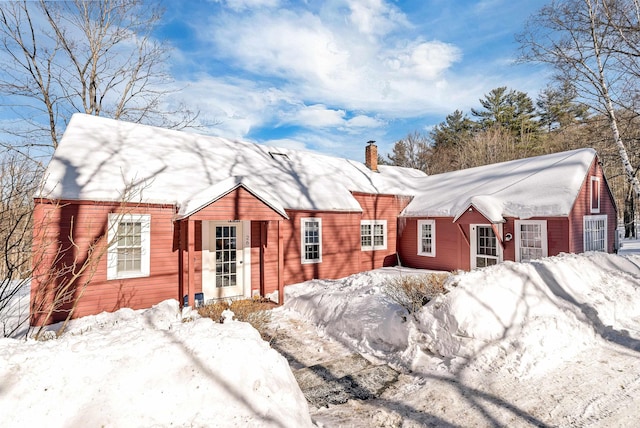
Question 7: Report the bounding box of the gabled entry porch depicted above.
[175,180,288,307]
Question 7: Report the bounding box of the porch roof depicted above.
[176,177,289,220]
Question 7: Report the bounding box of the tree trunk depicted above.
[587,0,640,200]
[624,186,635,238]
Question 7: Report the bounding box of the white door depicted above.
[202,221,247,300]
[515,220,548,262]
[470,224,501,268]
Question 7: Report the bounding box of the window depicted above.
[301,218,322,264]
[360,220,387,251]
[107,214,150,280]
[515,220,548,262]
[417,220,435,257]
[584,215,607,252]
[590,176,600,213]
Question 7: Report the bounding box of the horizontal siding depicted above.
[31,201,179,325]
[569,158,618,253]
[353,193,411,271]
[400,216,570,271]
[190,187,284,221]
[548,218,570,255]
[399,218,467,271]
[256,211,364,289]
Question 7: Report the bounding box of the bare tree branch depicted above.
[0,0,199,156]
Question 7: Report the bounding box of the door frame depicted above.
[470,223,503,269]
[514,219,548,262]
[201,220,251,301]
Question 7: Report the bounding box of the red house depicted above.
[398,148,618,271]
[31,114,617,325]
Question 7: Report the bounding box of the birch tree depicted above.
[517,0,640,200]
[0,0,196,155]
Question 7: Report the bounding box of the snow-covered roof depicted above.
[177,177,289,220]
[401,148,598,221]
[38,114,424,212]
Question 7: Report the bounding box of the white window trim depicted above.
[417,219,436,257]
[107,213,151,280]
[583,214,607,252]
[514,220,548,262]
[301,217,322,264]
[360,220,387,251]
[590,176,601,213]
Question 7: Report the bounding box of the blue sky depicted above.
[157,0,549,162]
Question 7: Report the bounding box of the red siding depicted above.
[189,187,285,221]
[568,158,618,253]
[353,193,412,271]
[547,218,571,255]
[31,200,179,325]
[398,217,468,271]
[280,211,362,284]
[399,214,573,272]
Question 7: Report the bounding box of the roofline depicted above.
[176,182,290,220]
[452,203,506,224]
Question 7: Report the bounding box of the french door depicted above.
[470,224,501,268]
[202,221,246,300]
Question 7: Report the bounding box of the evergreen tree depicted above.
[431,110,475,149]
[471,87,538,137]
[536,82,589,131]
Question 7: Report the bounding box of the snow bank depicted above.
[0,299,312,427]
[415,253,640,378]
[282,252,640,380]
[281,268,423,359]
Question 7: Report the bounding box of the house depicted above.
[30,114,423,325]
[31,114,617,325]
[398,148,618,271]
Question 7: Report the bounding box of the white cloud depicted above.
[168,77,290,138]
[213,0,281,11]
[161,0,549,159]
[205,3,463,116]
[345,114,383,128]
[289,105,346,128]
[346,0,409,37]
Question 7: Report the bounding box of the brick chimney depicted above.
[365,140,378,172]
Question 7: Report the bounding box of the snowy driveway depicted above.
[268,258,640,427]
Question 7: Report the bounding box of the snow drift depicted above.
[282,252,640,380]
[0,300,312,427]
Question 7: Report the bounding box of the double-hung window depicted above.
[107,214,150,280]
[417,219,436,257]
[360,220,387,251]
[301,218,322,264]
[584,215,607,252]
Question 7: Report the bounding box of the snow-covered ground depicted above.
[272,248,640,426]
[2,246,640,426]
[0,301,312,427]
